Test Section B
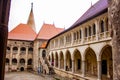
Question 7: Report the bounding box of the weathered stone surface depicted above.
[109,0,120,79]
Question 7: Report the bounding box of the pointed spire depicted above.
[27,3,36,32]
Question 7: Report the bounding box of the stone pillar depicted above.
[54,58,56,67]
[0,0,11,79]
[58,58,60,69]
[97,61,102,80]
[82,60,86,77]
[72,60,75,73]
[95,20,99,41]
[64,57,66,71]
[10,46,13,70]
[25,47,28,70]
[17,46,20,71]
[81,28,84,43]
[71,32,74,45]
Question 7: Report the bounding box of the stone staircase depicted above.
[40,56,55,75]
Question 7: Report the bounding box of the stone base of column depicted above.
[97,79,101,80]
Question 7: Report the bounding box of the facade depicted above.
[5,4,64,72]
[46,0,113,80]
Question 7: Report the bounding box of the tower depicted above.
[27,3,36,32]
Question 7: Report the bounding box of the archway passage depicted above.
[60,51,64,69]
[55,52,58,67]
[101,46,113,79]
[20,67,24,71]
[51,53,54,66]
[73,49,81,74]
[66,50,72,71]
[85,48,97,76]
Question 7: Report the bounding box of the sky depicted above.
[8,0,99,33]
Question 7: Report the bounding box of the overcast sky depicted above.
[8,0,99,33]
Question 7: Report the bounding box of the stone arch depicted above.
[100,45,113,79]
[73,49,82,73]
[27,59,32,65]
[20,58,25,65]
[60,51,64,69]
[13,47,18,51]
[12,58,17,65]
[65,50,72,71]
[85,47,97,76]
[55,52,58,67]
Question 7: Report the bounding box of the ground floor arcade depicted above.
[48,43,113,80]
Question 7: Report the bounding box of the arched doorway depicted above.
[85,48,97,76]
[55,52,58,67]
[51,53,54,66]
[101,46,113,79]
[20,67,24,71]
[66,50,72,71]
[60,51,64,69]
[42,50,46,59]
[73,49,81,74]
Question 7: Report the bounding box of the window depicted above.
[79,30,82,39]
[100,20,104,32]
[93,24,96,35]
[89,26,91,36]
[85,28,87,37]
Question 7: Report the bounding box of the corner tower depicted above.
[27,3,36,32]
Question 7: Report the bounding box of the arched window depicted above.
[100,20,104,32]
[7,47,10,50]
[13,47,18,51]
[28,59,32,65]
[6,58,9,64]
[20,59,25,65]
[85,28,87,37]
[12,58,17,65]
[28,47,33,51]
[79,30,82,39]
[93,24,96,35]
[89,26,91,36]
[21,47,26,51]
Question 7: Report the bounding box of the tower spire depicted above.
[27,3,36,32]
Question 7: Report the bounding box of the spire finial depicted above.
[31,2,33,9]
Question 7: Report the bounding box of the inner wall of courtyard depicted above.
[47,12,113,80]
[5,9,113,80]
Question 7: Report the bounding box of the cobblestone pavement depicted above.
[5,71,55,80]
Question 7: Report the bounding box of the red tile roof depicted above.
[36,23,64,40]
[8,23,37,41]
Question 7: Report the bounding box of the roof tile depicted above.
[8,23,37,41]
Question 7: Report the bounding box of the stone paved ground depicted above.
[4,71,55,80]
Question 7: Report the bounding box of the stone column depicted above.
[64,57,66,71]
[97,61,102,80]
[25,47,28,70]
[81,28,84,43]
[72,60,75,73]
[95,20,99,41]
[10,46,13,70]
[17,46,20,71]
[58,58,61,69]
[71,32,74,45]
[54,58,56,67]
[0,0,11,79]
[82,60,86,77]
